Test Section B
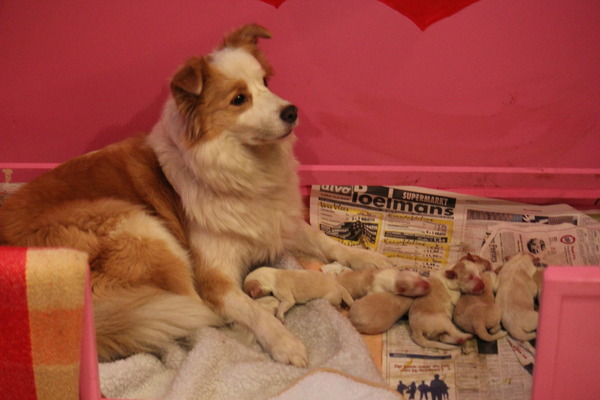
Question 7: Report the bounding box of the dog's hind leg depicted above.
[93,207,199,298]
[507,311,538,341]
[474,321,507,342]
[438,321,473,345]
[410,327,462,350]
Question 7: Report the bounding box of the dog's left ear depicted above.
[221,24,272,49]
[482,259,492,271]
[171,57,206,104]
[170,57,209,140]
[445,270,457,280]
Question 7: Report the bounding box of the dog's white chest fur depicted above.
[149,99,302,267]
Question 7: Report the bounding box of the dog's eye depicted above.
[231,94,247,106]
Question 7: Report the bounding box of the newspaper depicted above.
[310,185,600,400]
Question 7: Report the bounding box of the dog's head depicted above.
[170,24,298,146]
[444,253,492,294]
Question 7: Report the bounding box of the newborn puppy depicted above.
[453,270,507,342]
[348,292,414,334]
[408,254,490,350]
[244,267,354,321]
[495,253,539,341]
[336,268,430,299]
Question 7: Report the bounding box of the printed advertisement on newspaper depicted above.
[310,185,600,400]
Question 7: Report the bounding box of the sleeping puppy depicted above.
[495,253,539,341]
[244,267,354,321]
[0,24,393,367]
[336,268,430,299]
[348,292,414,335]
[408,254,490,350]
[453,270,507,342]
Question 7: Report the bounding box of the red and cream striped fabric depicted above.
[0,247,88,400]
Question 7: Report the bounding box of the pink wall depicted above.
[1,0,599,169]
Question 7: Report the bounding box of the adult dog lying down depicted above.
[0,24,391,367]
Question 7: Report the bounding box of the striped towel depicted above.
[0,247,88,400]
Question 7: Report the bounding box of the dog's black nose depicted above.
[280,105,298,124]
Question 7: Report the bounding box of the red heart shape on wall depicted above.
[378,0,481,30]
[259,0,287,8]
[259,0,480,30]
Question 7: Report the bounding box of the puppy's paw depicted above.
[321,262,352,277]
[268,333,308,368]
[456,333,473,344]
[346,250,393,270]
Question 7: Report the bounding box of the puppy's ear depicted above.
[445,270,457,280]
[244,280,265,299]
[482,259,493,271]
[221,24,272,49]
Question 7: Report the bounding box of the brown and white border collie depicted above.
[0,24,392,367]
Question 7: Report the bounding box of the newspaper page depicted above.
[310,185,600,400]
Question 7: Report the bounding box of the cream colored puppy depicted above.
[336,268,430,299]
[348,292,414,334]
[244,267,354,321]
[408,254,490,350]
[453,270,507,342]
[495,253,539,341]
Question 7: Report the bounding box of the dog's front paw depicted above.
[268,332,308,368]
[345,249,393,270]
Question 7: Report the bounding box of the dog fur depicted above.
[244,267,354,321]
[336,268,430,299]
[495,252,539,341]
[348,292,414,335]
[0,24,392,366]
[408,254,490,350]
[452,270,507,342]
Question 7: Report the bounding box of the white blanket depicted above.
[100,299,400,399]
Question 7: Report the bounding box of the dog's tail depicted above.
[506,327,537,342]
[409,328,462,351]
[473,323,508,342]
[93,286,224,360]
[502,312,538,342]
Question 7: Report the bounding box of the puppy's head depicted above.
[243,279,268,299]
[394,271,430,297]
[170,24,298,146]
[444,253,492,294]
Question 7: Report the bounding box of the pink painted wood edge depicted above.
[3,163,599,208]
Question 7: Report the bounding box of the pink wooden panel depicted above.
[1,0,599,171]
[532,267,600,400]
